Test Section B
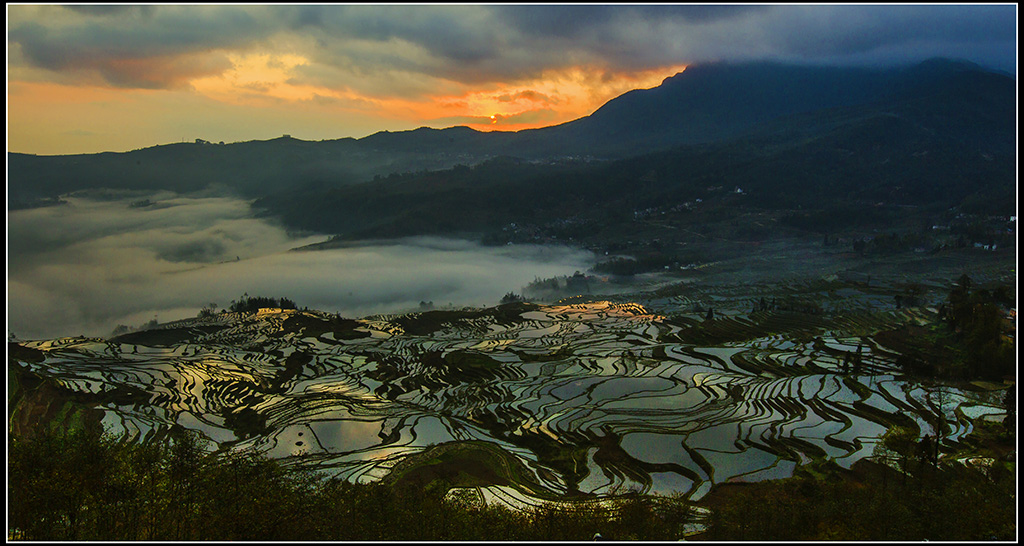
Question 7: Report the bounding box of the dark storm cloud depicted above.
[9,6,273,87]
[493,5,766,38]
[64,5,156,18]
[8,5,1016,91]
[273,5,501,64]
[762,5,1017,64]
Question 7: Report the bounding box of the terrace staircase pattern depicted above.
[9,301,1004,509]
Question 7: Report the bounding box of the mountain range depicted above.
[8,58,1016,248]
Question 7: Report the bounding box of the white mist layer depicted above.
[7,192,594,340]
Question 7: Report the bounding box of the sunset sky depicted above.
[7,4,1017,156]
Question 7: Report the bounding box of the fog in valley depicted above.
[6,191,595,340]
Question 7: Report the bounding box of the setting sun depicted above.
[419,64,689,133]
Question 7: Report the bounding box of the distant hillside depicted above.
[499,58,1014,158]
[527,61,892,157]
[7,132,499,208]
[255,59,1015,245]
[8,58,1014,213]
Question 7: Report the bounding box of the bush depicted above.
[8,425,697,541]
[228,293,298,313]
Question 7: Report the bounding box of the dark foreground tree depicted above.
[8,425,698,541]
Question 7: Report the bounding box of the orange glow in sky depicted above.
[8,45,688,154]
[439,64,689,132]
[7,4,1016,155]
[313,63,692,135]
[189,53,688,132]
[190,52,334,104]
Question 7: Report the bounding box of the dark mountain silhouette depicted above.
[7,132,490,208]
[526,62,893,157]
[255,58,1014,244]
[519,57,1014,157]
[7,58,1015,218]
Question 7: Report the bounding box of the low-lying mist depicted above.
[7,191,595,340]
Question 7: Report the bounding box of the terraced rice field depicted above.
[10,290,1007,509]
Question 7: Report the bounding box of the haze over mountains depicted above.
[8,58,1016,244]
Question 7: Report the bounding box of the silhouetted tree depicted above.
[229,294,297,313]
[500,292,524,304]
[198,302,218,318]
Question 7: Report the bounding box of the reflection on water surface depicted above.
[13,300,1005,505]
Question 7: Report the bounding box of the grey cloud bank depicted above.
[8,4,1016,94]
[7,193,594,340]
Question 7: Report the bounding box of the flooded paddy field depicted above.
[10,264,1012,510]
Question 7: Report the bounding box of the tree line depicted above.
[700,449,1014,541]
[939,274,1014,380]
[8,425,696,541]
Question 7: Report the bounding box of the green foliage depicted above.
[876,425,919,461]
[702,459,1015,541]
[228,293,298,313]
[7,425,698,541]
[522,272,591,299]
[8,425,108,540]
[944,275,1015,380]
[197,302,218,318]
[885,275,1014,382]
[500,291,525,304]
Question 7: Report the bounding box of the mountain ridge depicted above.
[253,58,1015,247]
[7,57,1014,214]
